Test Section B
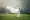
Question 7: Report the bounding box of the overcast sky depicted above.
[0,0,28,13]
[6,0,20,13]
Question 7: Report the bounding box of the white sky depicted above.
[6,0,20,13]
[0,0,20,13]
[6,0,28,13]
[0,0,28,13]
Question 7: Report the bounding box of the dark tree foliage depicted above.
[20,9,30,14]
[0,7,11,13]
[0,7,6,13]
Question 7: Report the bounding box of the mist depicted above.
[0,0,28,13]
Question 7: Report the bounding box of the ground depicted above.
[0,14,29,20]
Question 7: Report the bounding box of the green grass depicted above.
[0,14,29,20]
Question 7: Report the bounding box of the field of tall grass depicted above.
[0,14,29,20]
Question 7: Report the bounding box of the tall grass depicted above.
[0,14,29,20]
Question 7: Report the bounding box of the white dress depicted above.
[17,9,20,17]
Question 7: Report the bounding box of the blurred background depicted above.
[0,0,30,20]
[0,0,28,14]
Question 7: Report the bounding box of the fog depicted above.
[5,0,20,13]
[0,0,28,13]
[6,0,28,13]
[7,6,19,13]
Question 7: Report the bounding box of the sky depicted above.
[6,0,20,13]
[0,0,28,13]
[0,0,20,13]
[7,0,20,8]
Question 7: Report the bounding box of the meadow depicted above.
[0,13,29,20]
